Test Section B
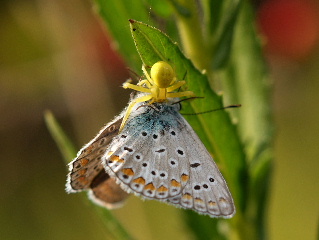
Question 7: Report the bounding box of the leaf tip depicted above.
[44,109,54,124]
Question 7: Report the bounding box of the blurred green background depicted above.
[1,0,318,239]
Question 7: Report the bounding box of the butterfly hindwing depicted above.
[88,170,129,209]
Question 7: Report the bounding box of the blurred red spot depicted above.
[258,0,319,60]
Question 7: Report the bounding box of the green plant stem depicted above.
[44,110,77,162]
[93,205,135,240]
[170,0,210,71]
[44,111,134,240]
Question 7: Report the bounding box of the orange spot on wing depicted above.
[121,168,134,176]
[133,177,146,185]
[157,185,168,192]
[78,176,88,184]
[208,201,217,206]
[182,193,192,200]
[144,183,156,191]
[78,169,87,175]
[107,151,114,157]
[195,198,204,203]
[181,174,189,182]
[110,155,124,163]
[219,197,227,203]
[171,179,181,187]
[85,145,94,153]
[80,159,89,166]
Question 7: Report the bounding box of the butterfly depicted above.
[66,61,236,218]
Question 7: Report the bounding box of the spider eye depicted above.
[150,61,175,88]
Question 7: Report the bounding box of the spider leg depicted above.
[142,64,155,85]
[167,91,195,98]
[123,78,133,84]
[166,81,186,92]
[169,77,177,85]
[123,82,152,93]
[137,79,152,88]
[120,94,153,131]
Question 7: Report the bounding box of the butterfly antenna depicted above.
[173,97,205,104]
[182,104,241,115]
[182,70,188,80]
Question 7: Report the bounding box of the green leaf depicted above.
[129,19,247,215]
[94,0,184,70]
[203,0,223,35]
[183,211,225,240]
[145,0,174,18]
[167,0,191,17]
[202,0,244,69]
[94,0,152,69]
[249,146,272,239]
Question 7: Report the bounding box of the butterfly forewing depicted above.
[102,102,235,218]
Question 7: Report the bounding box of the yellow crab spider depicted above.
[120,61,195,131]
